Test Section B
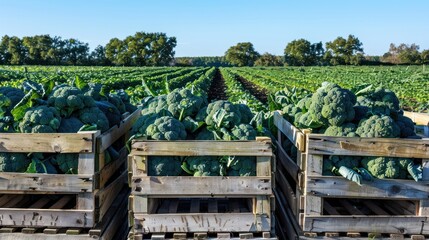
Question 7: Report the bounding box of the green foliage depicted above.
[95,101,122,127]
[225,42,260,67]
[52,154,79,174]
[284,39,324,66]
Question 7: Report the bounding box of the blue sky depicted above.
[1,0,428,57]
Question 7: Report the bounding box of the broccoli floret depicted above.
[282,104,301,123]
[231,124,257,140]
[48,85,96,117]
[356,115,400,138]
[226,156,256,176]
[19,106,61,133]
[195,127,218,140]
[141,95,170,116]
[108,93,127,114]
[182,156,222,176]
[181,116,202,133]
[131,113,159,136]
[294,112,323,129]
[0,153,31,172]
[324,123,358,137]
[0,87,25,112]
[76,106,110,132]
[83,83,106,101]
[58,117,85,133]
[96,101,122,127]
[396,115,417,138]
[51,153,78,174]
[166,88,205,121]
[354,87,401,120]
[323,155,360,176]
[145,116,187,140]
[236,104,254,124]
[148,156,183,176]
[199,100,241,129]
[115,89,137,113]
[361,156,421,181]
[296,95,312,113]
[309,82,356,127]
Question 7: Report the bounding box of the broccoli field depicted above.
[1,65,428,113]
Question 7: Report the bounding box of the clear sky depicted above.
[1,0,428,57]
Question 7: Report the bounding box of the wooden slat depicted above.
[306,176,429,199]
[97,146,127,189]
[323,201,339,215]
[404,111,429,125]
[275,138,299,182]
[96,171,127,220]
[0,173,93,192]
[0,209,93,227]
[131,140,272,157]
[275,166,297,216]
[307,135,429,158]
[0,132,96,153]
[134,213,271,232]
[131,176,272,197]
[274,111,306,151]
[98,109,141,153]
[303,216,429,234]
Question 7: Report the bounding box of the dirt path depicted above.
[236,76,269,104]
[207,68,228,102]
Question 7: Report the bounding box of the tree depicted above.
[22,35,54,65]
[62,38,89,65]
[90,45,110,66]
[284,39,324,66]
[382,43,421,64]
[421,50,429,64]
[106,32,176,66]
[324,35,364,65]
[254,53,283,66]
[225,42,260,67]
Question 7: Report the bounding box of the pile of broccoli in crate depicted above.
[272,82,423,185]
[0,79,136,174]
[129,87,270,177]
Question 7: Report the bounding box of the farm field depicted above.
[0,65,428,112]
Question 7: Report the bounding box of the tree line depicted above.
[1,32,428,66]
[0,32,176,66]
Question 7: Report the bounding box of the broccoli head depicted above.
[148,156,183,176]
[166,88,205,121]
[200,100,241,129]
[0,153,31,172]
[356,115,400,138]
[131,113,159,136]
[236,104,254,124]
[324,123,358,137]
[182,156,222,176]
[294,112,323,129]
[96,101,122,128]
[58,117,85,133]
[309,82,356,127]
[230,124,257,140]
[48,85,96,117]
[140,95,170,116]
[354,87,401,120]
[108,93,127,114]
[226,156,256,176]
[0,87,25,112]
[76,106,110,132]
[115,89,137,113]
[323,155,360,176]
[282,104,301,123]
[51,153,78,174]
[19,106,61,133]
[195,127,218,140]
[145,116,187,140]
[395,115,417,138]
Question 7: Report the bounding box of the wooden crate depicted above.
[273,111,429,236]
[128,137,275,235]
[0,109,140,229]
[0,187,130,240]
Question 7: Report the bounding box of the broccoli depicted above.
[115,89,137,113]
[354,87,401,120]
[19,106,61,133]
[396,115,417,138]
[26,153,58,174]
[225,156,256,176]
[296,95,312,113]
[166,88,205,121]
[76,106,110,132]
[51,153,79,174]
[356,115,400,138]
[182,156,222,176]
[140,95,170,116]
[282,104,301,123]
[96,101,122,128]
[198,100,241,129]
[236,104,254,124]
[230,124,257,140]
[0,87,25,112]
[131,113,159,136]
[0,153,31,172]
[145,116,187,140]
[324,123,358,137]
[181,116,202,133]
[48,85,95,117]
[294,112,323,129]
[360,156,421,181]
[148,156,183,176]
[195,127,218,140]
[0,94,12,117]
[323,155,361,176]
[58,117,85,133]
[108,93,127,114]
[309,82,356,127]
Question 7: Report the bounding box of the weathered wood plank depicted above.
[96,171,127,220]
[0,173,93,192]
[98,109,140,153]
[274,138,299,182]
[131,176,272,197]
[274,111,306,151]
[307,135,429,158]
[303,216,429,234]
[0,209,94,227]
[134,213,271,232]
[97,146,127,189]
[131,140,272,157]
[275,166,297,217]
[0,132,95,153]
[306,176,429,199]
